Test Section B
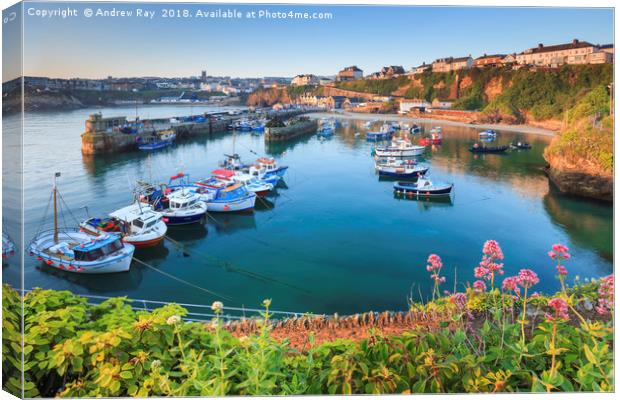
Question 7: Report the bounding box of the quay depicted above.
[264,118,319,142]
[80,109,308,155]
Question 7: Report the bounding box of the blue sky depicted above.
[18,2,614,79]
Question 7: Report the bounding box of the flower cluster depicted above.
[211,301,224,313]
[474,240,505,285]
[473,280,486,293]
[502,276,521,295]
[548,244,570,261]
[595,274,614,315]
[517,269,540,288]
[426,254,446,284]
[546,298,569,321]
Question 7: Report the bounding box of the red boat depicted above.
[419,132,443,146]
[419,137,442,145]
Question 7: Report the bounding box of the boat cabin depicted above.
[72,235,125,262]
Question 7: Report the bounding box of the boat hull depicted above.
[393,182,453,196]
[29,231,134,274]
[206,194,256,213]
[375,148,425,157]
[162,212,206,225]
[378,167,428,178]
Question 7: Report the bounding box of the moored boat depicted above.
[138,130,176,151]
[393,178,453,197]
[479,129,497,138]
[80,203,167,248]
[410,124,421,134]
[469,144,509,153]
[192,178,257,212]
[249,157,288,179]
[29,173,135,274]
[376,162,429,179]
[510,141,532,149]
[374,138,426,157]
[212,169,274,197]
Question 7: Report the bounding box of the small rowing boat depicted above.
[479,129,497,138]
[393,178,453,197]
[469,144,509,153]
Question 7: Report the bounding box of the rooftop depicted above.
[521,39,595,54]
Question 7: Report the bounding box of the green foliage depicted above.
[334,76,409,96]
[2,277,613,396]
[286,85,321,99]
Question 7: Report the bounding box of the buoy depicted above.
[45,260,53,265]
[37,256,43,261]
[224,205,230,211]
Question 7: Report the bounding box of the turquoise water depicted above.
[2,106,613,315]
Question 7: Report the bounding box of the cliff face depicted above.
[543,116,613,202]
[246,88,291,107]
[544,150,613,202]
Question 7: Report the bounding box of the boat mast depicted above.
[53,172,60,243]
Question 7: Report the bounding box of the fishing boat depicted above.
[234,119,252,131]
[393,178,453,197]
[419,131,443,146]
[159,188,208,225]
[29,173,135,274]
[248,157,288,179]
[138,130,176,151]
[510,141,532,149]
[212,169,273,197]
[192,177,257,212]
[80,203,167,248]
[374,138,426,157]
[317,123,334,137]
[469,144,509,153]
[376,160,429,179]
[366,123,395,141]
[479,129,497,138]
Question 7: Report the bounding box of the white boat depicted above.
[430,126,443,134]
[80,203,167,248]
[160,188,208,225]
[212,169,274,197]
[29,173,135,274]
[374,138,426,157]
[479,129,497,138]
[2,231,15,258]
[191,179,257,212]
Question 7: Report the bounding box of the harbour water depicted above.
[2,105,613,315]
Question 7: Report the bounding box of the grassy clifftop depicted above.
[333,64,612,123]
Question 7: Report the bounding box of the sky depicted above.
[8,2,616,80]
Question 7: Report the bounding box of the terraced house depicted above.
[432,56,473,72]
[516,39,613,66]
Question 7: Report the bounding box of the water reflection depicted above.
[543,187,613,262]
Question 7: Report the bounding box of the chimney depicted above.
[572,38,579,45]
[538,43,544,49]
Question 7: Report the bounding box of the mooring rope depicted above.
[163,232,312,295]
[131,257,234,302]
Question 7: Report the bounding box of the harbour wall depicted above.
[264,119,319,142]
[81,110,307,155]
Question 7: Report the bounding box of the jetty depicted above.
[80,109,307,155]
[264,118,319,142]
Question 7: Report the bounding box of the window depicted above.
[133,219,144,229]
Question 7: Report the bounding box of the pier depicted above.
[264,118,319,142]
[80,109,308,155]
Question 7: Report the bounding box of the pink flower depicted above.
[549,244,570,261]
[596,274,614,315]
[473,280,486,293]
[502,276,521,295]
[546,297,569,321]
[483,240,504,260]
[474,266,489,279]
[556,265,567,276]
[426,254,443,271]
[517,269,539,288]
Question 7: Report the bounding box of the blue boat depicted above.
[138,130,176,151]
[479,129,497,138]
[249,157,288,179]
[393,178,453,197]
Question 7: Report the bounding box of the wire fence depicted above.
[22,288,324,323]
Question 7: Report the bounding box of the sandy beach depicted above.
[307,111,557,137]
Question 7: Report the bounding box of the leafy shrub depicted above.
[2,241,614,396]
